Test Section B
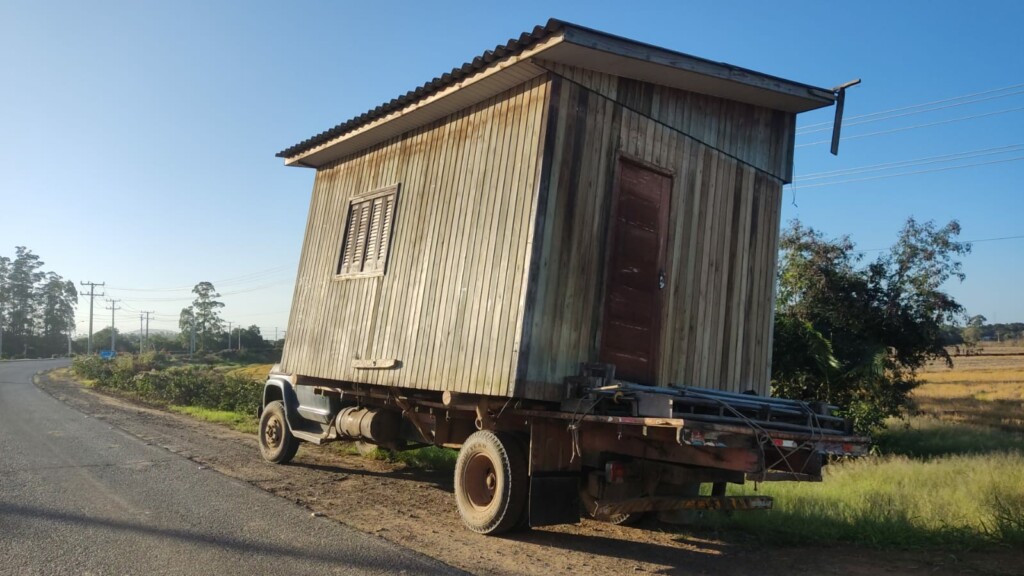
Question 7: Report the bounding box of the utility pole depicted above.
[190,319,196,359]
[139,313,144,353]
[226,321,233,351]
[105,299,121,352]
[80,281,105,355]
[142,311,153,351]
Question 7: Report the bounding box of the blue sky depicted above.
[1,1,1022,336]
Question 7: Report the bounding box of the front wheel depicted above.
[454,430,528,535]
[259,400,299,464]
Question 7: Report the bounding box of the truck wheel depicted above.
[454,431,527,535]
[259,400,299,464]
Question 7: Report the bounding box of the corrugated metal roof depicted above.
[276,20,563,159]
[277,18,835,161]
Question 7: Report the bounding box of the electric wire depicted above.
[792,144,1023,182]
[797,82,1024,131]
[796,106,1024,148]
[797,89,1024,135]
[788,155,1024,189]
[853,234,1024,255]
[106,265,294,292]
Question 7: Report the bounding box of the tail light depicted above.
[604,461,627,484]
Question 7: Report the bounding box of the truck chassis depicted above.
[258,363,868,534]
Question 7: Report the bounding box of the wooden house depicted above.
[277,19,836,402]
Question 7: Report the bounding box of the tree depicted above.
[0,247,77,358]
[772,218,970,433]
[237,325,266,350]
[6,247,45,339]
[76,327,137,354]
[178,282,225,351]
[148,332,185,353]
[39,273,78,350]
[0,255,9,356]
[962,314,987,344]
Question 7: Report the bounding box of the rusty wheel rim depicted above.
[464,452,498,510]
[264,414,283,448]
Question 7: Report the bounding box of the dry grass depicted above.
[224,364,275,381]
[914,348,1024,433]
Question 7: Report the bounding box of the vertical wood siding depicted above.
[520,65,791,398]
[282,77,550,397]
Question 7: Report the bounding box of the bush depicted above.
[71,355,112,381]
[77,354,262,416]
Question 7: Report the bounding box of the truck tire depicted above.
[454,430,527,535]
[259,400,299,464]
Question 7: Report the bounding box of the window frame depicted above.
[334,183,400,280]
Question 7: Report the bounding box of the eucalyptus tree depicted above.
[178,282,225,351]
[0,247,77,357]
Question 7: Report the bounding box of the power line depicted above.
[114,280,293,302]
[106,265,294,292]
[788,155,1024,189]
[796,106,1024,148]
[853,234,1024,254]
[793,144,1023,182]
[797,82,1024,131]
[796,89,1024,135]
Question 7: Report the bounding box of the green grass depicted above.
[698,415,1024,549]
[339,442,458,471]
[692,355,1016,549]
[168,405,258,434]
[707,452,1024,550]
[875,416,1024,458]
[389,445,458,470]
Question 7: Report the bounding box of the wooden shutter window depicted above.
[336,184,399,278]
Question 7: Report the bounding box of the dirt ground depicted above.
[37,372,1023,576]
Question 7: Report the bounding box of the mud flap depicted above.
[528,474,581,527]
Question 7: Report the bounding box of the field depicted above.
[914,345,1024,433]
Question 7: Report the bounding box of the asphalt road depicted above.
[0,359,459,575]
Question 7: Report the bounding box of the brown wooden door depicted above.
[599,159,672,384]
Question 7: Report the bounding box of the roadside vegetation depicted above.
[69,353,454,465]
[71,353,264,433]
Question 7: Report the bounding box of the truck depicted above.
[259,19,869,534]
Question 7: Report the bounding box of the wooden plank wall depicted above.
[282,76,550,397]
[519,64,792,398]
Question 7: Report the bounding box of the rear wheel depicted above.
[259,400,299,464]
[454,431,528,535]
